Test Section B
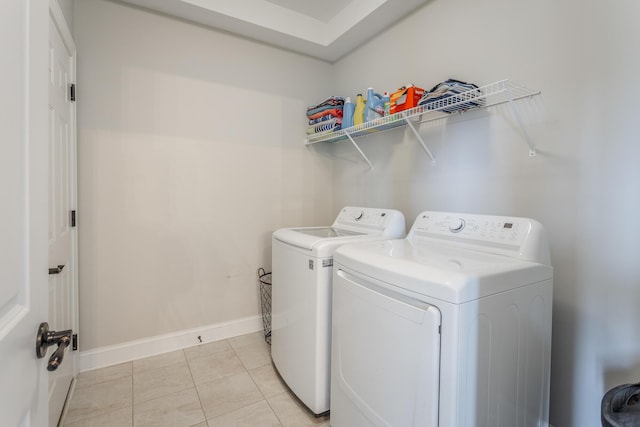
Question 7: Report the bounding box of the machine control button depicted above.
[355,211,364,221]
[449,217,465,233]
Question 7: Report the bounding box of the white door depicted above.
[48,2,78,426]
[0,1,50,426]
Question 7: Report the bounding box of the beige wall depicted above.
[331,0,640,426]
[75,0,334,350]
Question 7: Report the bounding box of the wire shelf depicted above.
[304,80,540,146]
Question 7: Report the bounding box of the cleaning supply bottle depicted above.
[364,87,385,122]
[342,97,355,129]
[354,93,366,126]
[383,92,390,116]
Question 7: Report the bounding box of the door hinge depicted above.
[72,333,78,351]
[70,83,76,102]
[70,210,76,227]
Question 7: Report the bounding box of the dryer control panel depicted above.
[411,212,525,243]
[408,211,550,264]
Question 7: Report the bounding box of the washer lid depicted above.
[274,227,387,257]
[290,227,364,238]
[272,207,406,257]
[334,239,553,304]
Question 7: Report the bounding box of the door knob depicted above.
[49,265,65,275]
[36,322,72,371]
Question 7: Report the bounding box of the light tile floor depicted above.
[62,332,330,427]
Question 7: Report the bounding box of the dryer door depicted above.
[331,268,442,427]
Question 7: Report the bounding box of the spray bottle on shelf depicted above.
[354,93,366,126]
[342,97,355,129]
[383,91,390,116]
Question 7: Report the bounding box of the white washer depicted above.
[271,207,405,415]
[331,211,553,427]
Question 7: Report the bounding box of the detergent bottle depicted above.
[364,87,385,122]
[342,97,355,129]
[382,92,390,116]
[354,93,366,126]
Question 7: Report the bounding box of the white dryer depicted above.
[271,207,405,415]
[330,211,553,427]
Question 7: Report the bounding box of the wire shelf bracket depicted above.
[345,131,374,169]
[403,115,436,164]
[504,84,537,156]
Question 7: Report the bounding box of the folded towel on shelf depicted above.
[418,79,484,113]
[307,108,343,121]
[305,96,345,136]
[306,118,342,134]
[307,96,345,112]
[309,114,340,125]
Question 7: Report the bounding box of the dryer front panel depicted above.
[331,268,442,427]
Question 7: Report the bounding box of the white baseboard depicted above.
[79,315,263,372]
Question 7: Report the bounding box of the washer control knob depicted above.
[449,217,465,233]
[355,211,364,221]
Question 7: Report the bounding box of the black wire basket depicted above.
[257,268,272,345]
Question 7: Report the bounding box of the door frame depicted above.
[49,0,79,425]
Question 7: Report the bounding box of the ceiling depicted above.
[117,0,430,62]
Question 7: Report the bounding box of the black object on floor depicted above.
[602,383,640,426]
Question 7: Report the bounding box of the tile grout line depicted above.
[132,357,196,406]
[243,349,286,426]
[263,391,287,427]
[69,334,288,426]
[182,347,208,426]
[129,352,203,426]
[186,339,269,424]
[131,367,134,427]
[63,366,135,426]
[229,338,250,372]
[209,337,283,425]
[246,340,287,427]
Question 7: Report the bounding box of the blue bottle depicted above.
[343,97,355,129]
[365,87,385,122]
